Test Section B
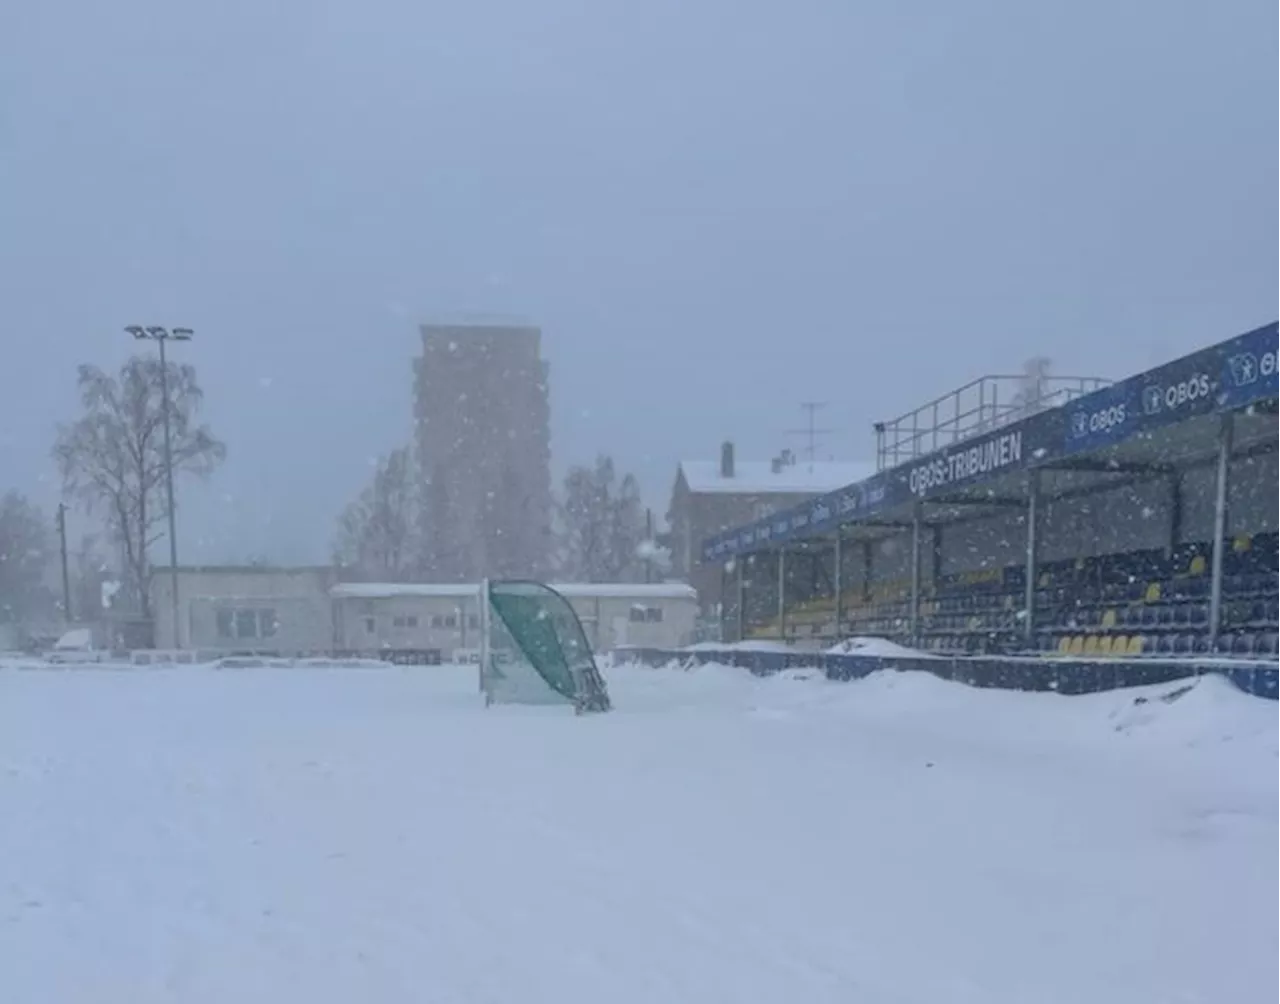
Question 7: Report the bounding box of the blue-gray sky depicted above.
[2,0,1275,562]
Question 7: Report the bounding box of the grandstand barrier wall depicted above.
[612,648,1279,700]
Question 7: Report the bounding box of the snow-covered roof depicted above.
[331,582,697,601]
[679,460,874,495]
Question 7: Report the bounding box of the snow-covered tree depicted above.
[1012,356,1054,418]
[556,456,646,582]
[0,492,52,626]
[333,447,420,581]
[52,357,225,618]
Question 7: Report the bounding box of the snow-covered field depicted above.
[1,661,1275,1004]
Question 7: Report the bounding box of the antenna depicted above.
[785,402,834,464]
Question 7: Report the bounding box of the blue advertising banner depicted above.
[1061,353,1214,453]
[704,323,1278,563]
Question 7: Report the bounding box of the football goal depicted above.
[479,580,612,714]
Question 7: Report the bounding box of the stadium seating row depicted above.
[763,532,1279,658]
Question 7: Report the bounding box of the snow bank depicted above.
[681,639,793,653]
[825,635,938,658]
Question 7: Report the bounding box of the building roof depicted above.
[678,460,875,496]
[331,582,697,601]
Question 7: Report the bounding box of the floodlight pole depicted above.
[127,325,193,647]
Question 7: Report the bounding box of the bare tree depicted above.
[52,356,225,618]
[333,447,419,580]
[557,456,646,582]
[0,491,53,627]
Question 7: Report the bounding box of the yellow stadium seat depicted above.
[1057,636,1072,655]
[1096,636,1113,655]
[1101,609,1117,629]
[1127,635,1144,655]
[1233,534,1251,552]
[1083,635,1099,655]
[1188,554,1207,576]
[1145,582,1162,603]
[1109,635,1128,656]
[1068,635,1085,655]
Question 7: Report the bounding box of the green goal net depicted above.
[479,580,612,714]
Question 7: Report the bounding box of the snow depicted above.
[682,639,794,653]
[825,635,939,658]
[0,662,1274,1004]
[52,627,93,651]
[332,581,697,601]
[679,459,874,495]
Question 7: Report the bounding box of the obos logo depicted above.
[1073,403,1127,437]
[1228,350,1275,387]
[1143,374,1210,415]
[1228,353,1257,386]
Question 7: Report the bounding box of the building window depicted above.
[393,615,406,628]
[258,610,278,637]
[364,617,375,634]
[468,614,479,630]
[216,606,277,640]
[444,614,457,628]
[235,610,258,639]
[405,615,419,628]
[629,605,665,623]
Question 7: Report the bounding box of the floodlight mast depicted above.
[124,325,194,647]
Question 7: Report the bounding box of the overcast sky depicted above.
[2,0,1275,563]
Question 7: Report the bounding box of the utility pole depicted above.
[786,401,834,464]
[56,503,72,623]
[125,325,193,647]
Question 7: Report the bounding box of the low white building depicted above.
[151,566,337,653]
[149,566,697,659]
[331,581,698,658]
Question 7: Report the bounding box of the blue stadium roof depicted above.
[703,322,1278,562]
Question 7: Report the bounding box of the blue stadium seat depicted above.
[1172,634,1192,655]
[1155,634,1174,655]
[1193,633,1212,654]
[1232,634,1255,656]
[1258,633,1279,657]
[1173,604,1191,626]
[1189,603,1208,626]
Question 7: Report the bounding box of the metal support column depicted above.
[777,549,787,641]
[736,557,746,643]
[1024,470,1041,644]
[1167,471,1183,558]
[862,540,873,604]
[909,509,921,645]
[1208,414,1234,647]
[833,529,844,640]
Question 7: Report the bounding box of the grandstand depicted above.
[704,322,1279,661]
